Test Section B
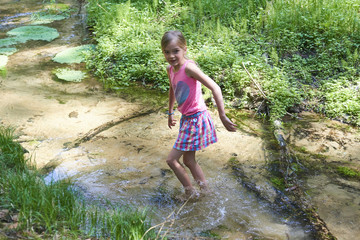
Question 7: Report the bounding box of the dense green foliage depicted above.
[85,0,360,124]
[0,126,155,239]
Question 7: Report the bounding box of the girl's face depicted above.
[163,39,187,70]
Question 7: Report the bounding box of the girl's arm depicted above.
[167,66,177,129]
[185,62,237,132]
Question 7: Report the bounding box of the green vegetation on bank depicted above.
[85,0,360,125]
[0,126,155,239]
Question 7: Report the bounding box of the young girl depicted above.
[161,30,237,198]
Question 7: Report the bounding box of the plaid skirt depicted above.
[173,110,217,151]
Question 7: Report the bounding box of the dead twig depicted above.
[242,62,268,99]
[67,107,161,149]
[141,194,194,240]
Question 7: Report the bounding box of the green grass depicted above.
[85,0,360,125]
[337,166,360,179]
[0,125,156,239]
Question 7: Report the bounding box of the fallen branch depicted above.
[66,107,162,149]
[242,62,268,99]
[272,120,337,240]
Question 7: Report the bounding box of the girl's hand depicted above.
[168,115,177,129]
[220,115,237,132]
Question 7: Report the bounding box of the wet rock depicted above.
[228,159,278,204]
[139,178,148,184]
[160,168,172,177]
[68,111,78,118]
[288,104,303,113]
[27,117,34,122]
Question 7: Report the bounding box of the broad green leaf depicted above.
[31,14,67,25]
[54,68,86,82]
[0,37,20,47]
[53,45,95,64]
[7,26,59,42]
[0,48,17,56]
[0,55,8,68]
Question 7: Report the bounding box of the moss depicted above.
[328,122,354,132]
[0,68,6,78]
[270,176,285,191]
[227,156,240,167]
[290,163,304,174]
[199,230,221,239]
[56,98,67,104]
[290,144,327,161]
[337,166,360,179]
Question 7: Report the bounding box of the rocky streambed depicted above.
[0,0,359,239]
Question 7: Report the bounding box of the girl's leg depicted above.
[183,151,209,192]
[166,148,195,194]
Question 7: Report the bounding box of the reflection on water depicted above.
[0,12,33,30]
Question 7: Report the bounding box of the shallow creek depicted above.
[1,0,360,239]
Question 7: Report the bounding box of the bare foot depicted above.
[175,190,199,202]
[200,186,211,195]
[199,182,211,195]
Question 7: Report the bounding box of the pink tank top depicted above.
[169,60,207,116]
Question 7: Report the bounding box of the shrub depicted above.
[85,0,360,125]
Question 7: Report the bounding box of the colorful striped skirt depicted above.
[173,110,217,151]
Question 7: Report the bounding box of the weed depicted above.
[337,166,360,179]
[270,176,285,191]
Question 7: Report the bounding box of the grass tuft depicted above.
[0,125,156,239]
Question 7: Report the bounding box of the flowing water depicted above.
[1,0,360,239]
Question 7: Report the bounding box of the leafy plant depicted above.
[30,14,67,25]
[31,1,71,24]
[337,166,360,179]
[320,78,360,124]
[53,68,86,82]
[0,126,28,171]
[0,125,156,239]
[85,0,360,125]
[53,45,95,64]
[0,55,8,68]
[0,37,19,47]
[7,26,59,43]
[270,176,285,191]
[0,47,17,56]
